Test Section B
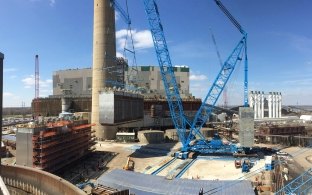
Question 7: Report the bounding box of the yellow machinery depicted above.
[123,157,135,171]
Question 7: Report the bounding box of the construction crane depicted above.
[34,55,40,117]
[210,28,228,108]
[110,0,140,85]
[214,0,248,108]
[275,168,312,195]
[143,0,189,147]
[143,0,247,155]
[185,0,249,153]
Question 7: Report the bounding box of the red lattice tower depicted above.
[35,55,39,116]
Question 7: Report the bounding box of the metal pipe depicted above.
[272,92,276,118]
[279,92,282,118]
[261,91,264,118]
[249,91,254,118]
[254,92,258,119]
[257,91,261,119]
[275,92,279,118]
[268,92,272,118]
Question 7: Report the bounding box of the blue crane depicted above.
[143,0,248,154]
[210,28,228,109]
[143,0,190,146]
[275,168,312,195]
[214,0,249,108]
[186,0,249,152]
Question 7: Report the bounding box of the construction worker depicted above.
[199,188,204,195]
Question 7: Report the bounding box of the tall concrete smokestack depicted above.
[92,0,116,140]
[0,52,4,171]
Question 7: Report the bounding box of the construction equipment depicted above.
[275,168,312,195]
[214,0,248,108]
[123,157,135,171]
[143,0,248,157]
[210,28,228,108]
[234,159,241,168]
[143,0,189,149]
[241,158,251,173]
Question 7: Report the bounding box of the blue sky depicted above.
[1,0,312,107]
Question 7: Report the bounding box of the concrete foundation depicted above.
[138,130,164,144]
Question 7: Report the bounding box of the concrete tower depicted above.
[92,0,116,140]
[0,52,3,168]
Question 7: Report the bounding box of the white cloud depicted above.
[133,30,153,49]
[4,68,17,73]
[115,11,120,21]
[190,73,208,81]
[4,92,14,97]
[116,52,124,58]
[22,75,53,89]
[3,92,21,107]
[116,29,128,39]
[116,29,153,50]
[29,0,55,7]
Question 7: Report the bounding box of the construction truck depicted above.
[241,158,251,173]
[123,157,135,171]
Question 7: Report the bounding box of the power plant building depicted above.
[125,66,191,98]
[52,65,190,98]
[53,58,128,97]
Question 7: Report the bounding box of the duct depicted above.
[268,92,272,118]
[279,93,282,118]
[261,91,264,118]
[276,92,278,118]
[61,97,71,113]
[249,91,256,119]
[254,92,258,119]
[273,92,276,118]
[257,91,261,119]
[249,91,254,108]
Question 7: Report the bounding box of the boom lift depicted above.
[143,0,248,157]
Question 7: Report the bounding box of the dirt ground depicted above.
[281,147,312,171]
[95,141,180,173]
[95,141,270,181]
[181,158,266,180]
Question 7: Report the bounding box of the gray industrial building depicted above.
[53,65,190,98]
[125,65,191,98]
[53,58,128,97]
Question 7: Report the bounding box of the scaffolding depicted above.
[32,120,95,172]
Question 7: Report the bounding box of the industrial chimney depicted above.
[92,0,117,140]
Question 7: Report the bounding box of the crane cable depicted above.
[121,0,141,86]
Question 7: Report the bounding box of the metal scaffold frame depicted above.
[275,168,312,195]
